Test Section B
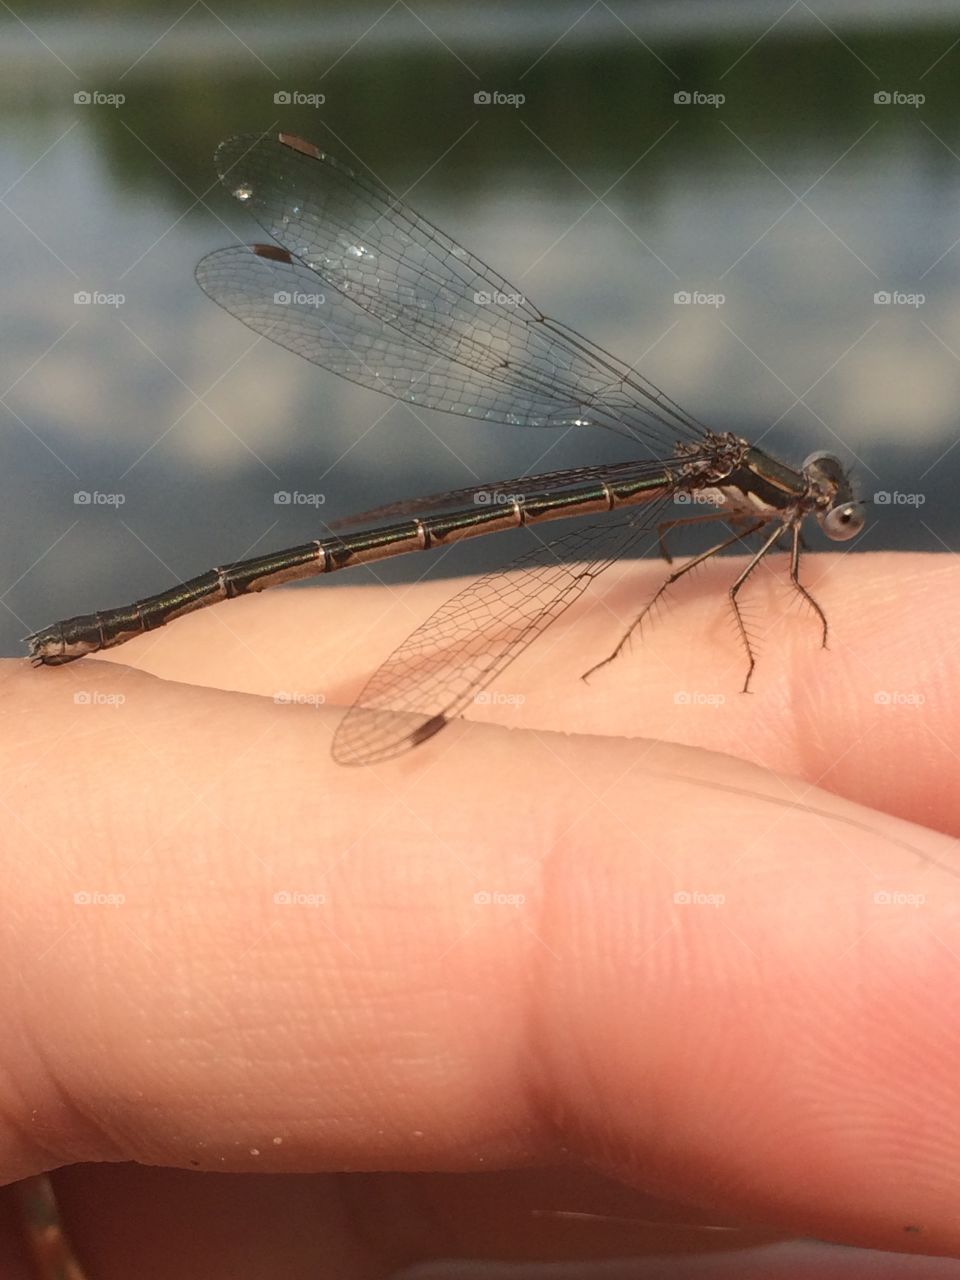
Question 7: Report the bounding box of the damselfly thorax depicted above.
[28,132,864,765]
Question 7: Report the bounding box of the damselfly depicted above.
[28,132,864,765]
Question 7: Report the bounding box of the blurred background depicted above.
[3,0,960,653]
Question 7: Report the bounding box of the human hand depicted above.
[3,551,960,1278]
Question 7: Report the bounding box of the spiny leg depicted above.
[789,520,829,647]
[655,510,732,563]
[581,519,765,683]
[728,521,790,692]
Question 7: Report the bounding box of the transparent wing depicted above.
[331,499,674,766]
[195,243,583,427]
[200,131,711,449]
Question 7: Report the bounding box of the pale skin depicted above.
[2,550,960,1278]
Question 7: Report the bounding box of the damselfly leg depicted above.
[28,132,865,764]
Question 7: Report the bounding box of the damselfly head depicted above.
[802,451,865,542]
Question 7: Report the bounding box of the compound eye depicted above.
[823,503,864,541]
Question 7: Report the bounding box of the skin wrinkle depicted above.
[643,761,960,881]
[19,1051,128,1177]
[522,781,676,1196]
[506,794,572,1169]
[529,854,682,1218]
[519,800,619,1180]
[0,967,122,1182]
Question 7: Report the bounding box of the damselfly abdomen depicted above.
[28,132,864,765]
